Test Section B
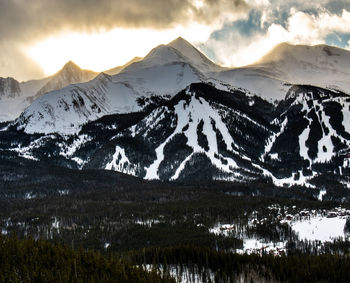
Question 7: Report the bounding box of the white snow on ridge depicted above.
[213,43,350,102]
[144,90,242,181]
[122,37,223,75]
[114,62,201,98]
[15,39,350,136]
[262,117,288,161]
[9,135,56,160]
[299,125,310,161]
[106,146,138,176]
[19,74,141,134]
[20,62,201,135]
[59,134,91,159]
[0,62,96,122]
[343,102,350,134]
[215,67,289,102]
[251,43,350,99]
[298,95,350,164]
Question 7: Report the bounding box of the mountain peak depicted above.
[167,37,197,54]
[61,61,82,73]
[167,37,222,72]
[168,37,191,46]
[256,42,349,65]
[125,36,222,74]
[34,61,97,98]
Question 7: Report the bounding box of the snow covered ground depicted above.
[210,206,350,255]
[291,216,347,242]
[237,239,287,256]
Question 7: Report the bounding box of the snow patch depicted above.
[106,146,138,176]
[291,216,347,242]
[145,91,240,180]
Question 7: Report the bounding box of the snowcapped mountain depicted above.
[4,82,350,189]
[16,37,216,134]
[0,77,21,99]
[256,43,350,91]
[87,83,350,187]
[33,61,98,100]
[216,43,350,102]
[3,38,350,189]
[0,61,97,122]
[0,77,48,122]
[122,37,224,75]
[16,72,149,134]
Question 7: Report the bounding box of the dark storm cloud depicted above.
[0,0,249,42]
[2,0,349,81]
[0,0,249,80]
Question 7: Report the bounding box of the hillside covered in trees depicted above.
[1,155,350,282]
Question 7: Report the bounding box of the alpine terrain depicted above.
[1,37,350,192]
[0,61,98,122]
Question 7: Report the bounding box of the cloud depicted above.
[202,4,350,67]
[0,0,249,80]
[0,0,249,42]
[0,43,45,81]
[2,0,350,80]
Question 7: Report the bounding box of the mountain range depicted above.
[1,37,350,191]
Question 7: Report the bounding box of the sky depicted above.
[1,0,350,81]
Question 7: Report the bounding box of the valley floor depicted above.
[1,174,350,282]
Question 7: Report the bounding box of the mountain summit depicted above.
[122,37,223,75]
[17,38,212,134]
[251,42,350,93]
[60,61,83,74]
[167,37,222,72]
[15,38,350,134]
[215,42,350,101]
[2,38,350,190]
[34,61,98,98]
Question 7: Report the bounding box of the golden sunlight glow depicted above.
[25,25,214,76]
[194,0,204,9]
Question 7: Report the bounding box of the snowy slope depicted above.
[0,77,24,121]
[104,57,143,75]
[17,61,201,134]
[167,37,224,73]
[143,90,240,180]
[261,85,350,186]
[34,61,98,99]
[17,39,210,134]
[122,37,224,75]
[0,61,97,122]
[256,43,350,89]
[0,77,21,99]
[87,83,272,182]
[4,82,350,189]
[216,43,350,102]
[0,77,50,121]
[216,67,290,102]
[17,73,141,134]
